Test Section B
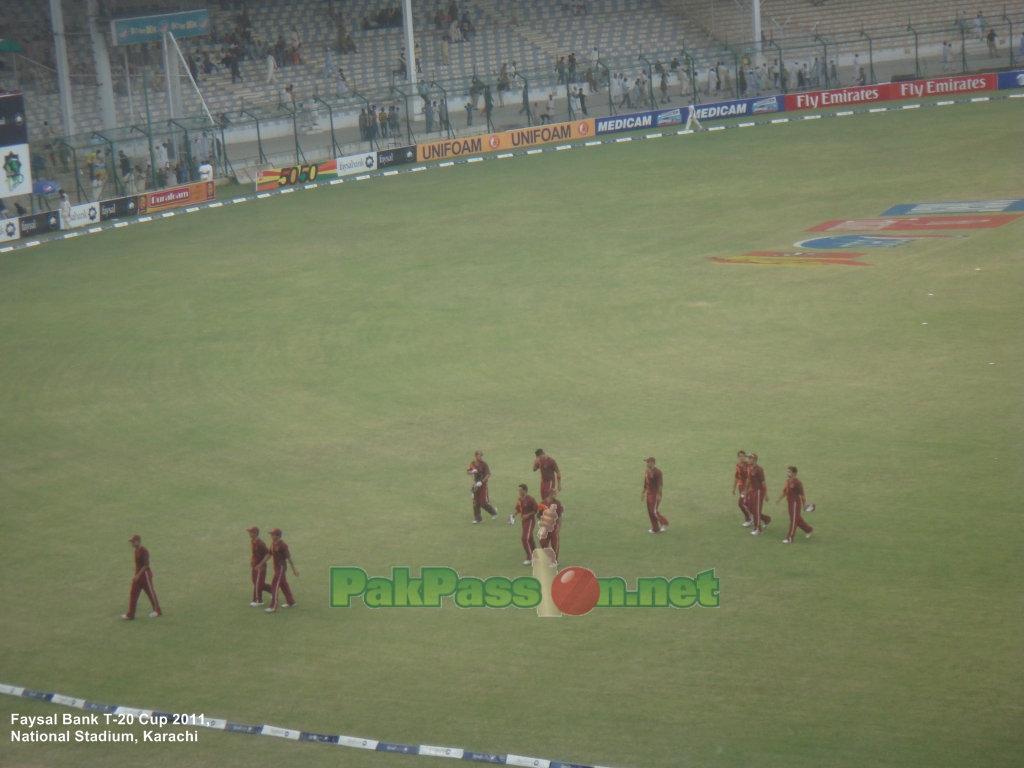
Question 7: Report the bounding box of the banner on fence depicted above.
[417,119,595,162]
[336,152,377,176]
[1,93,32,200]
[377,145,418,169]
[139,181,215,214]
[0,218,19,242]
[61,202,100,230]
[111,9,211,46]
[99,195,139,221]
[255,158,337,192]
[595,97,783,135]
[997,70,1024,90]
[890,73,996,100]
[18,211,60,238]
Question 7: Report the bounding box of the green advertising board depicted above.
[110,9,211,46]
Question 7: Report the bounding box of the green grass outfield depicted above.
[1,98,1021,768]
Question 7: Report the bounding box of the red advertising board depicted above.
[785,73,997,112]
[889,73,996,100]
[785,85,888,111]
[807,215,1021,232]
[139,181,216,214]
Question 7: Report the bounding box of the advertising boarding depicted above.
[417,119,595,162]
[0,93,32,200]
[997,70,1024,90]
[336,152,377,176]
[18,211,60,238]
[111,9,211,46]
[595,96,783,136]
[255,158,338,192]
[376,145,418,169]
[138,181,216,214]
[61,202,101,230]
[0,218,19,243]
[99,195,139,221]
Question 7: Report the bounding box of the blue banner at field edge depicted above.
[997,70,1024,89]
[594,95,784,135]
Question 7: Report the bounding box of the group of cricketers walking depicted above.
[120,448,816,619]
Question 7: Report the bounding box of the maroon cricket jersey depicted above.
[134,546,150,574]
[747,464,766,491]
[644,467,663,496]
[534,456,559,483]
[735,462,749,488]
[470,459,490,483]
[784,477,805,503]
[251,538,269,568]
[516,495,538,519]
[271,539,290,569]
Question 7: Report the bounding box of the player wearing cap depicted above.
[467,451,499,523]
[540,488,564,561]
[642,457,669,533]
[532,449,561,500]
[248,527,272,606]
[733,450,753,526]
[122,535,161,619]
[257,529,299,613]
[744,453,772,535]
[775,466,813,543]
[509,484,538,565]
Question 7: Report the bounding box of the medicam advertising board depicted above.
[595,95,784,135]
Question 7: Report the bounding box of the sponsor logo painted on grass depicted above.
[708,251,871,267]
[807,215,1022,232]
[330,565,719,617]
[794,234,962,249]
[881,199,1024,215]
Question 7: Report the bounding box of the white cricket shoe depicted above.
[472,519,482,524]
[806,531,813,539]
[265,607,276,613]
[763,519,771,528]
[782,538,792,544]
[750,529,761,535]
[250,601,263,607]
[148,612,161,618]
[522,559,532,566]
[121,614,133,620]
[742,520,753,527]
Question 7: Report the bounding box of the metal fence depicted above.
[9,14,1024,208]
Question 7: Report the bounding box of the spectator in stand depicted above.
[568,52,578,82]
[440,35,450,65]
[828,59,838,87]
[589,46,599,73]
[546,92,555,122]
[974,12,985,41]
[530,102,541,125]
[358,108,368,140]
[424,99,435,133]
[460,11,475,40]
[986,28,998,57]
[439,100,450,132]
[855,67,867,86]
[1018,32,1024,58]
[555,56,567,84]
[587,69,599,94]
[199,158,213,181]
[852,53,860,83]
[266,51,278,84]
[464,100,473,126]
[391,106,402,139]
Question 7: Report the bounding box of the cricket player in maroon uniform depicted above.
[509,484,538,565]
[532,449,561,500]
[744,453,772,535]
[733,450,753,525]
[257,528,299,613]
[642,457,669,533]
[775,466,813,543]
[467,451,499,523]
[122,535,161,619]
[248,527,272,606]
[540,488,564,560]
